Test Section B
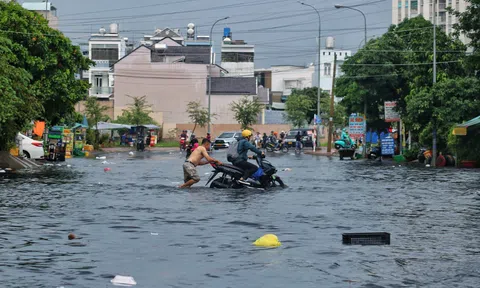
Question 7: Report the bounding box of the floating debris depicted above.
[104,167,111,172]
[111,275,137,286]
[253,234,281,248]
[96,156,106,160]
[68,233,76,240]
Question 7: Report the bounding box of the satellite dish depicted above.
[187,23,195,29]
[99,27,106,34]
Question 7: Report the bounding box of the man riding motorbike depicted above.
[233,130,264,184]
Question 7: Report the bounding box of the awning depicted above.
[92,122,131,130]
[453,115,480,136]
[133,124,160,130]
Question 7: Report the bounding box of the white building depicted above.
[316,37,352,97]
[392,0,470,43]
[22,1,58,29]
[86,24,129,99]
[221,28,255,77]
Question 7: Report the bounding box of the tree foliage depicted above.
[406,77,480,152]
[336,17,469,149]
[450,0,480,73]
[0,2,92,125]
[186,100,215,133]
[230,96,263,130]
[115,95,157,126]
[284,94,313,128]
[85,97,109,149]
[289,87,347,127]
[0,2,92,150]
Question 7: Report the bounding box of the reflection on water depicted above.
[1,150,480,287]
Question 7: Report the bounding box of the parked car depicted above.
[213,131,242,150]
[17,133,44,159]
[284,129,314,148]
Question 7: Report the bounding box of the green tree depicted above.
[0,36,40,151]
[336,17,467,133]
[0,2,92,127]
[405,77,480,152]
[230,96,263,130]
[115,95,157,126]
[284,94,313,128]
[85,97,109,149]
[289,87,330,123]
[450,0,480,73]
[186,100,216,133]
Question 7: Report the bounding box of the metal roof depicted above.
[209,77,257,95]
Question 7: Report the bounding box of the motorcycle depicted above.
[206,155,286,190]
[265,141,289,153]
[180,137,187,152]
[334,137,357,150]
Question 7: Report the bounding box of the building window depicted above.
[406,0,409,8]
[284,80,298,89]
[339,52,342,56]
[95,76,103,87]
[345,52,348,56]
[91,44,119,62]
[398,0,402,8]
[221,52,254,62]
[328,52,331,55]
[323,52,325,55]
[324,63,331,76]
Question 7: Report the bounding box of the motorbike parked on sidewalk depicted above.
[206,155,286,190]
[180,137,187,152]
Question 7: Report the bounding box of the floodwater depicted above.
[1,150,480,288]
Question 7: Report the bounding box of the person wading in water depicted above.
[179,139,222,189]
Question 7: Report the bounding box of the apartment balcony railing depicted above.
[90,87,113,96]
[91,60,112,69]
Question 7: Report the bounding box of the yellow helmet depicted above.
[242,130,252,138]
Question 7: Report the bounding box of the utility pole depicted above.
[432,0,437,167]
[299,2,321,150]
[207,16,229,134]
[327,53,337,153]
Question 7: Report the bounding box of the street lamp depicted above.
[335,4,367,157]
[207,16,230,134]
[299,1,321,150]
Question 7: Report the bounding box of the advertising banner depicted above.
[348,114,365,139]
[385,101,400,122]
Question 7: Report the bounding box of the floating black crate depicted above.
[342,232,390,245]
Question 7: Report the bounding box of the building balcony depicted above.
[90,60,113,70]
[89,87,113,98]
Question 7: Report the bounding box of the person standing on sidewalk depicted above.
[312,129,317,152]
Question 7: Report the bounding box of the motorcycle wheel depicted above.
[275,177,286,188]
[334,144,341,150]
[282,146,289,153]
[266,146,274,152]
[210,178,229,189]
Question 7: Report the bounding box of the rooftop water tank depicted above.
[326,36,335,49]
[109,23,119,34]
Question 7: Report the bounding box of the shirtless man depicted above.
[179,138,222,188]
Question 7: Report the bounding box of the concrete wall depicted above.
[175,124,292,139]
[75,99,114,120]
[271,65,315,96]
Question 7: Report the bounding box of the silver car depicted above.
[213,131,242,150]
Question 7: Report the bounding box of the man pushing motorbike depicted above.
[180,139,222,189]
[232,130,264,185]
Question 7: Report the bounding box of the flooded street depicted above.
[1,150,480,288]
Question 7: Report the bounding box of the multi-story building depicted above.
[86,24,129,99]
[392,0,470,43]
[22,0,58,29]
[256,37,351,110]
[317,37,352,97]
[221,28,255,78]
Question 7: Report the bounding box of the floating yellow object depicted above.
[253,234,281,247]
